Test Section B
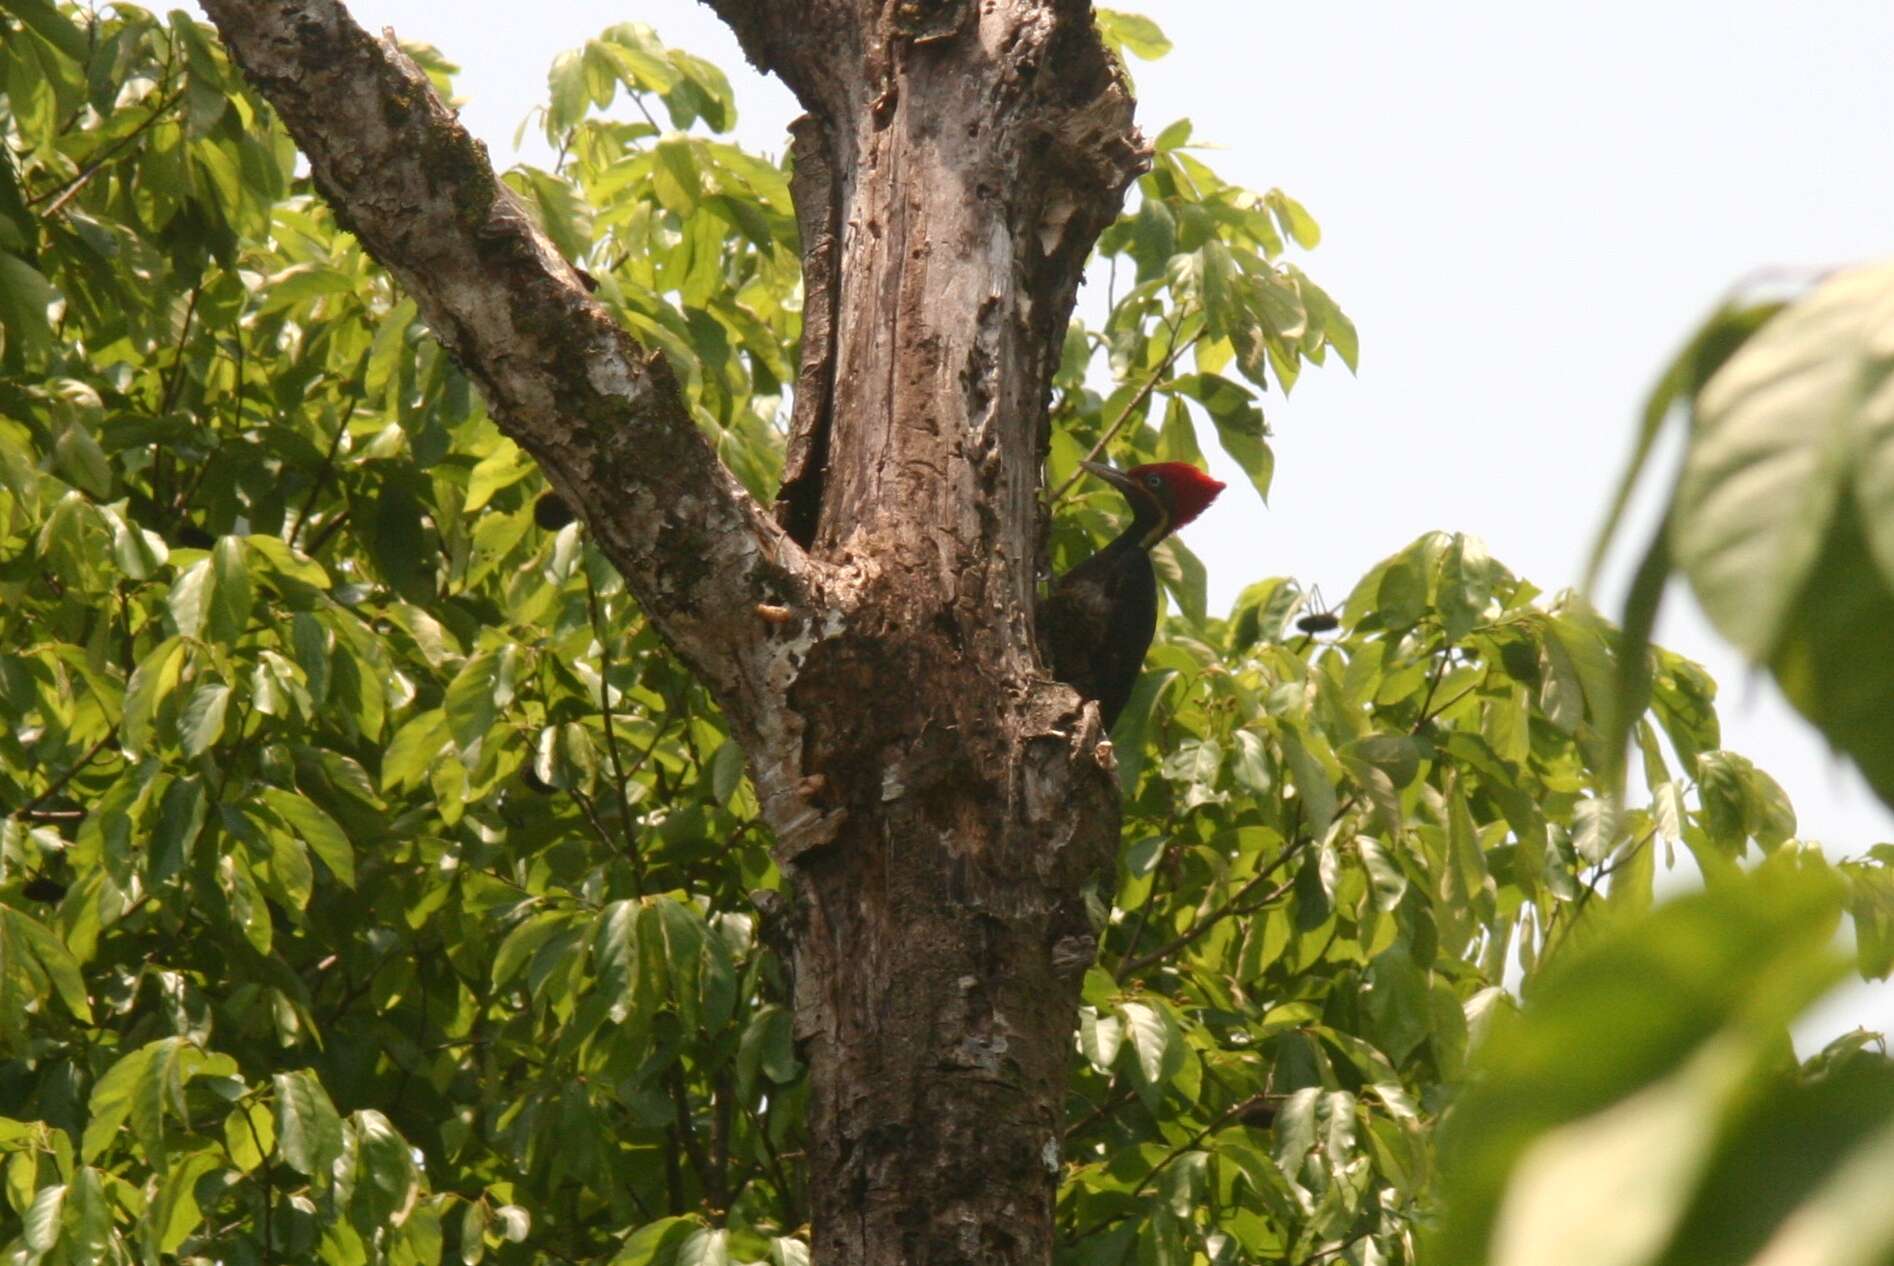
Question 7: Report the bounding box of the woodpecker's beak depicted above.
[1078,461,1138,496]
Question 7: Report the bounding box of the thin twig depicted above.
[1113,859,1169,974]
[566,785,621,858]
[1410,647,1449,731]
[1049,321,1204,505]
[13,728,117,820]
[1068,1093,1269,1242]
[31,89,183,217]
[288,407,352,550]
[585,570,646,888]
[302,509,351,558]
[1416,682,1480,730]
[1294,1228,1375,1266]
[1115,833,1313,980]
[16,808,85,822]
[740,1097,801,1229]
[157,282,203,415]
[1539,825,1658,963]
[666,1061,722,1208]
[627,91,662,134]
[1061,1080,1138,1143]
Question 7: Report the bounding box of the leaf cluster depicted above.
[1,7,1887,1266]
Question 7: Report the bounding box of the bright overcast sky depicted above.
[186,1,1894,1030]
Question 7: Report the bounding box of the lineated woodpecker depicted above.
[1040,461,1226,729]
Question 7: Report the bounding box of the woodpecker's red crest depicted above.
[1126,462,1225,530]
[1080,460,1225,545]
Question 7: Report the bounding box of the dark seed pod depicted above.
[22,876,68,903]
[534,492,576,531]
[1296,611,1340,634]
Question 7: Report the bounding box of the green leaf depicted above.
[1095,10,1173,61]
[1674,262,1894,660]
[121,636,185,757]
[350,1109,420,1231]
[1586,299,1784,590]
[169,559,214,639]
[207,535,255,642]
[1150,535,1208,627]
[652,137,702,216]
[54,424,112,499]
[1078,1006,1125,1073]
[178,680,230,756]
[1435,862,1848,1264]
[1654,1063,1894,1266]
[655,1226,722,1266]
[83,1043,153,1162]
[736,1004,798,1096]
[218,852,272,954]
[0,254,58,361]
[1265,189,1321,250]
[0,904,92,1025]
[546,49,588,134]
[1118,999,1174,1090]
[493,908,576,991]
[610,1217,702,1266]
[225,1101,275,1172]
[259,787,357,887]
[1281,726,1338,842]
[460,1201,488,1265]
[444,649,504,757]
[147,1151,217,1253]
[1762,484,1894,807]
[1438,534,1495,642]
[1570,797,1622,866]
[1846,858,1894,981]
[150,774,209,883]
[245,533,332,590]
[1357,837,1408,912]
[1274,1086,1319,1177]
[4,0,90,60]
[591,899,641,1023]
[274,1069,346,1178]
[382,708,449,792]
[65,1165,110,1264]
[22,1181,64,1253]
[464,438,536,512]
[768,1238,811,1266]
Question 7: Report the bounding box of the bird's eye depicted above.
[1143,474,1163,489]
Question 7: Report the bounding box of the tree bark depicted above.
[203,3,1143,1262]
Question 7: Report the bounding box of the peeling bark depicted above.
[205,2,1144,1261]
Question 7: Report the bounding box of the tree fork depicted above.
[203,2,1144,1261]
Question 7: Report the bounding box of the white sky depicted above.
[187,2,1892,1031]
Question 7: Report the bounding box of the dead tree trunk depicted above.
[202,2,1143,1261]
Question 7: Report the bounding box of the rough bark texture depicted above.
[204,2,1143,1262]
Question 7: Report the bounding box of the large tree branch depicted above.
[697,0,865,120]
[200,0,836,836]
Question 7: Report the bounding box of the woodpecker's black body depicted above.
[1040,462,1225,730]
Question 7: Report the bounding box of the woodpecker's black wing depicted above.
[1039,536,1158,731]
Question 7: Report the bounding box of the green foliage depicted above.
[1592,265,1894,810]
[1054,517,1894,1265]
[1,5,795,1260]
[1435,857,1894,1266]
[1049,69,1358,598]
[1,7,1887,1266]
